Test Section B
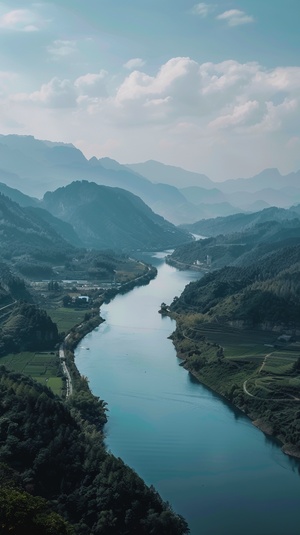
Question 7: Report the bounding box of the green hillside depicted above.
[0,367,189,534]
[42,181,192,251]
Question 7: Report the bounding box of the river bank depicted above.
[168,315,300,460]
[63,261,157,401]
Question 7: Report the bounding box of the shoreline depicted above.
[66,260,300,461]
[171,334,300,460]
[64,262,157,401]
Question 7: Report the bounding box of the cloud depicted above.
[0,7,44,32]
[123,58,146,70]
[191,3,213,17]
[209,100,260,129]
[13,77,77,108]
[47,40,77,57]
[75,71,108,98]
[217,9,254,27]
[5,57,300,178]
[7,58,300,131]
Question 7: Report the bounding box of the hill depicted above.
[180,206,300,237]
[42,180,192,251]
[168,216,300,272]
[0,367,189,534]
[166,232,300,457]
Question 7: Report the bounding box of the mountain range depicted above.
[0,134,300,225]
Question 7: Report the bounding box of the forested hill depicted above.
[0,367,189,534]
[42,180,192,251]
[170,242,300,330]
[168,217,300,271]
[0,192,75,259]
[181,205,300,237]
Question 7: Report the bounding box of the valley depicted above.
[1,134,300,533]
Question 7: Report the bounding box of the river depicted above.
[75,252,300,535]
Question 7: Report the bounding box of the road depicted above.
[59,344,73,397]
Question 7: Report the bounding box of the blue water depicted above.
[75,253,300,534]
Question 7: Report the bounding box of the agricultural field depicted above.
[0,351,64,396]
[175,320,300,402]
[44,307,92,334]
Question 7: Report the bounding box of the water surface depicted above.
[76,253,300,535]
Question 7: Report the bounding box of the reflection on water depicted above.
[76,255,300,535]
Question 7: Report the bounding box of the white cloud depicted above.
[209,100,260,129]
[217,9,254,27]
[13,77,77,108]
[191,3,212,17]
[0,8,44,32]
[7,58,300,129]
[123,58,146,70]
[4,57,300,178]
[75,71,108,98]
[47,40,77,57]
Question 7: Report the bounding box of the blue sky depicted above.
[0,0,299,180]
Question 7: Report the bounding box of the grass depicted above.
[0,351,64,396]
[45,307,90,334]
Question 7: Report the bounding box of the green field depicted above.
[45,307,91,334]
[0,351,64,396]
[179,321,300,400]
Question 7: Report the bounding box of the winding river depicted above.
[75,252,300,535]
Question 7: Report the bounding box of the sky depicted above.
[0,0,299,181]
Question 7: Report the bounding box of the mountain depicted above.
[127,160,214,189]
[0,135,210,224]
[0,192,78,279]
[24,206,84,248]
[169,217,300,272]
[169,219,300,328]
[181,206,300,237]
[1,134,300,225]
[0,193,74,256]
[218,167,300,194]
[0,181,38,207]
[42,180,193,251]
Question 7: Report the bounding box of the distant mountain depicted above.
[180,186,227,204]
[0,181,38,207]
[1,134,300,225]
[42,181,193,251]
[127,160,213,189]
[218,168,300,194]
[181,206,300,237]
[0,135,211,224]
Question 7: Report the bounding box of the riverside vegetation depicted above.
[166,217,300,458]
[0,257,189,534]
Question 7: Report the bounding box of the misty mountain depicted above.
[168,217,300,273]
[181,206,300,237]
[1,134,300,226]
[127,160,214,189]
[0,192,75,276]
[218,167,300,194]
[0,181,38,208]
[24,206,84,248]
[42,180,193,251]
[0,135,211,224]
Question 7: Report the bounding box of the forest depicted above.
[0,368,189,534]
